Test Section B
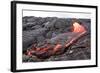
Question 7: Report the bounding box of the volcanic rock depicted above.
[22,16,91,62]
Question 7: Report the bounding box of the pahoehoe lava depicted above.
[22,16,91,62]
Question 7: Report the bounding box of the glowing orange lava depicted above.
[53,44,62,52]
[73,22,86,33]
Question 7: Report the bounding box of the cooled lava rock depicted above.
[22,16,91,62]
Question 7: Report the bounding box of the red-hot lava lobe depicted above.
[73,22,86,33]
[26,22,87,59]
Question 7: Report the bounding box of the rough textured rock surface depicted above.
[22,16,91,62]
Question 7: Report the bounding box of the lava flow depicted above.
[73,22,86,33]
[26,21,87,59]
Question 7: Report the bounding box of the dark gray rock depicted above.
[54,19,68,29]
[46,31,53,38]
[23,22,36,30]
[22,16,91,62]
[27,16,37,22]
[36,17,46,25]
[36,36,45,43]
[44,19,57,30]
[48,32,79,45]
[31,25,42,29]
[23,28,47,51]
[45,17,57,22]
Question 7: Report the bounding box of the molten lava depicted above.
[73,22,86,33]
[26,21,87,59]
[53,44,62,52]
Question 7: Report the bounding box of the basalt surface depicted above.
[22,16,91,62]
